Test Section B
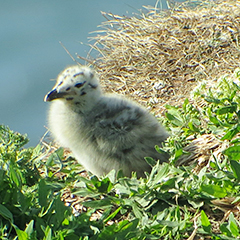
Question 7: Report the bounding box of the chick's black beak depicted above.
[44,89,68,102]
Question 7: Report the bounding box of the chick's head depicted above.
[44,65,102,111]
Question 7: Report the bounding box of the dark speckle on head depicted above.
[88,83,98,89]
[66,87,71,91]
[63,74,69,79]
[89,72,94,78]
[66,97,74,101]
[81,91,86,96]
[75,102,81,105]
[73,72,84,78]
[75,81,86,88]
[58,81,63,86]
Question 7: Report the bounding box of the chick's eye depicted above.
[75,81,86,88]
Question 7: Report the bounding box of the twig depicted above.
[59,41,81,66]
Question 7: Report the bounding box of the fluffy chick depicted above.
[44,65,169,177]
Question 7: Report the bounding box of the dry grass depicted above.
[85,0,240,116]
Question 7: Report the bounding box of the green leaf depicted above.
[165,108,183,127]
[209,116,220,125]
[32,144,42,158]
[174,148,183,159]
[216,104,237,115]
[97,219,139,240]
[182,98,189,112]
[201,184,227,198]
[145,157,157,167]
[221,125,240,140]
[188,121,199,132]
[230,160,240,181]
[104,206,122,223]
[224,145,240,160]
[229,212,239,237]
[117,219,139,236]
[83,199,112,208]
[131,202,143,219]
[229,90,237,101]
[0,204,13,222]
[62,218,69,226]
[43,226,52,240]
[151,163,169,186]
[155,145,167,154]
[208,108,220,125]
[9,165,20,187]
[93,177,113,193]
[38,179,48,207]
[54,197,69,225]
[204,97,221,104]
[201,210,211,233]
[25,220,34,237]
[38,179,54,209]
[14,226,28,240]
[220,223,232,237]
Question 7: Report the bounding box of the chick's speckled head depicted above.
[44,65,102,107]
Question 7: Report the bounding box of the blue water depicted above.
[1,0,184,147]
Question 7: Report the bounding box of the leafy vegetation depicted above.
[1,70,240,239]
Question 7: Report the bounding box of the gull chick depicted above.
[44,65,169,177]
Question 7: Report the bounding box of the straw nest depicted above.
[87,0,240,115]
